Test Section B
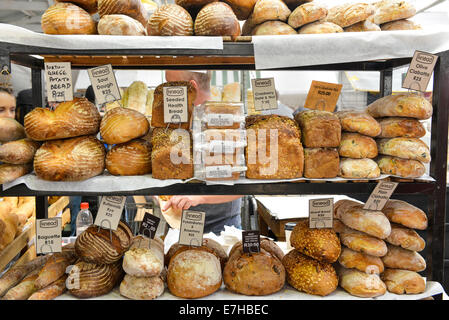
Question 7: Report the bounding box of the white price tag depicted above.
[206,165,232,179]
[94,196,126,231]
[402,51,438,92]
[36,218,62,254]
[209,140,235,154]
[251,78,278,111]
[44,62,73,102]
[206,113,234,127]
[163,86,188,123]
[364,181,398,211]
[309,198,333,229]
[88,64,121,105]
[179,210,205,247]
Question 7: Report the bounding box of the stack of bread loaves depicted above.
[0,117,38,185]
[165,239,227,298]
[336,111,381,180]
[119,235,166,300]
[25,98,105,182]
[283,219,340,296]
[367,93,432,178]
[294,110,340,179]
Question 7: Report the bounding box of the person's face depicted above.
[0,92,16,119]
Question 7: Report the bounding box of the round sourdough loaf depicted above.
[167,249,222,298]
[194,2,241,36]
[106,139,152,176]
[98,14,147,35]
[252,21,297,35]
[228,238,284,262]
[222,0,257,20]
[41,3,96,35]
[119,274,165,300]
[147,4,193,36]
[98,0,148,27]
[122,236,164,277]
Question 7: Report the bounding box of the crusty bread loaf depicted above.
[0,163,32,185]
[288,2,327,29]
[175,0,217,16]
[222,0,257,20]
[338,246,384,274]
[25,98,101,141]
[98,0,148,27]
[376,155,426,178]
[120,274,165,300]
[223,248,285,296]
[336,111,381,137]
[75,221,133,264]
[338,267,386,298]
[13,197,35,229]
[295,110,341,148]
[290,218,341,263]
[283,249,338,296]
[303,148,339,179]
[381,19,422,31]
[381,244,426,272]
[194,2,241,37]
[28,275,67,300]
[35,251,77,290]
[245,115,304,179]
[242,0,291,35]
[344,19,381,32]
[339,133,378,159]
[378,117,426,138]
[0,202,18,252]
[377,137,430,163]
[41,3,96,35]
[298,21,344,34]
[252,21,296,35]
[381,199,427,230]
[0,118,25,142]
[3,270,40,300]
[147,4,194,36]
[334,219,388,257]
[167,249,222,299]
[34,136,105,181]
[100,107,150,145]
[0,139,41,165]
[98,14,146,35]
[385,223,425,252]
[334,199,391,239]
[367,93,432,120]
[151,81,196,130]
[325,3,375,28]
[106,139,151,176]
[381,269,426,294]
[339,158,381,179]
[228,239,284,264]
[122,236,164,277]
[370,0,416,25]
[151,128,193,180]
[56,0,97,13]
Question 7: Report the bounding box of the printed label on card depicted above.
[179,210,205,247]
[94,196,126,231]
[251,78,278,111]
[206,113,234,127]
[402,51,438,92]
[139,211,160,240]
[163,86,188,124]
[36,218,62,254]
[206,165,232,179]
[242,230,260,253]
[309,198,333,229]
[44,62,73,102]
[364,181,398,211]
[209,140,235,154]
[304,80,342,112]
[88,64,121,105]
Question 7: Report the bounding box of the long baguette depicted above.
[2,269,40,300]
[28,275,67,300]
[35,251,77,290]
[0,255,49,297]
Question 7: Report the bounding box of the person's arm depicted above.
[162,195,243,211]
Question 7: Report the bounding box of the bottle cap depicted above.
[80,202,89,210]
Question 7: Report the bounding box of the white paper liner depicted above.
[0,24,223,50]
[252,28,449,69]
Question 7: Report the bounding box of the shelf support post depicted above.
[379,68,392,97]
[35,196,48,220]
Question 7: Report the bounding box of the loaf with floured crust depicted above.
[295,110,341,148]
[381,199,428,230]
[370,0,416,25]
[377,117,426,138]
[298,21,344,34]
[338,267,386,298]
[367,93,432,120]
[377,137,430,163]
[376,155,426,178]
[338,246,384,274]
[98,14,147,35]
[288,2,328,29]
[381,244,426,272]
[339,158,380,179]
[122,236,164,277]
[385,223,425,251]
[283,249,338,296]
[336,111,381,137]
[41,3,96,34]
[381,269,426,294]
[324,3,375,28]
[147,4,194,36]
[339,133,378,159]
[303,148,339,179]
[120,274,165,300]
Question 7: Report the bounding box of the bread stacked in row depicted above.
[336,111,381,180]
[119,235,165,300]
[367,93,432,179]
[283,219,340,296]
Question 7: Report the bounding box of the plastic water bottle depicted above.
[76,202,93,236]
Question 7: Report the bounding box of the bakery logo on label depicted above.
[403,50,438,92]
[309,198,333,229]
[179,210,205,247]
[363,181,398,211]
[242,230,260,253]
[251,78,278,111]
[88,64,121,105]
[40,219,58,228]
[36,218,62,254]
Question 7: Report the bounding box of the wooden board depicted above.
[48,196,70,218]
[0,220,35,272]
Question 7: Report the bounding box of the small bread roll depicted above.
[385,223,425,251]
[381,269,426,294]
[339,133,378,159]
[298,21,343,34]
[288,2,327,29]
[338,246,384,274]
[338,267,386,298]
[382,244,426,272]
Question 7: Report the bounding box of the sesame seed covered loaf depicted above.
[294,110,341,148]
[245,114,304,179]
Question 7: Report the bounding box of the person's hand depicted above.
[162,196,203,211]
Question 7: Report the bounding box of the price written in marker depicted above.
[139,211,160,239]
[94,196,126,231]
[304,80,342,112]
[309,198,333,229]
[44,62,73,102]
[402,50,438,92]
[251,78,278,111]
[163,86,188,124]
[363,181,399,211]
[242,230,260,253]
[36,218,62,254]
[179,210,205,247]
[88,64,121,105]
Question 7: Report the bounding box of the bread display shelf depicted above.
[56,281,444,301]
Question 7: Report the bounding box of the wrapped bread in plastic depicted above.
[147,4,193,36]
[288,2,328,29]
[41,3,96,35]
[98,14,147,35]
[339,133,378,159]
[376,155,426,178]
